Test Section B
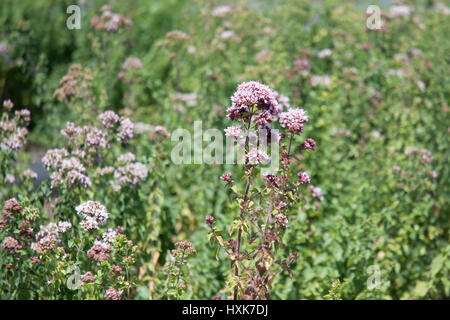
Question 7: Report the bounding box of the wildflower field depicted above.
[0,0,449,300]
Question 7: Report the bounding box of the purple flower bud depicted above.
[205,216,215,227]
[300,138,317,151]
[220,173,232,182]
[297,172,311,184]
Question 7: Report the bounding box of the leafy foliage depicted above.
[0,0,449,300]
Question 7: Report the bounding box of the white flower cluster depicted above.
[100,166,115,176]
[42,148,70,170]
[309,75,331,87]
[84,125,109,149]
[317,49,333,59]
[31,221,72,253]
[309,185,324,202]
[0,100,30,152]
[224,126,243,139]
[99,110,120,129]
[117,117,134,143]
[23,168,38,180]
[75,201,109,231]
[102,229,118,244]
[49,156,92,189]
[117,152,136,164]
[212,5,232,17]
[247,148,271,165]
[114,162,148,185]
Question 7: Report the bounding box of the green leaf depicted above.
[430,254,445,278]
[412,281,430,297]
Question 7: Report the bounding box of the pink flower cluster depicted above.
[53,64,93,101]
[205,216,215,227]
[300,138,317,151]
[309,185,324,202]
[102,228,120,244]
[227,81,280,121]
[87,239,112,262]
[279,108,308,133]
[150,125,171,139]
[117,152,136,164]
[220,173,232,182]
[275,214,289,227]
[404,148,433,165]
[47,156,92,189]
[3,198,22,212]
[23,168,38,180]
[90,5,133,33]
[32,221,72,254]
[0,100,30,152]
[42,110,138,190]
[1,236,22,254]
[104,287,123,300]
[297,172,311,184]
[172,240,197,258]
[122,57,143,71]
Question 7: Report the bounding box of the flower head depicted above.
[114,162,148,185]
[205,216,215,227]
[309,185,324,202]
[87,240,112,262]
[99,110,120,129]
[102,229,118,244]
[81,271,96,284]
[317,49,333,59]
[279,108,308,134]
[220,173,232,182]
[117,152,136,164]
[1,236,22,254]
[275,214,289,227]
[23,168,38,180]
[75,201,109,231]
[297,171,311,184]
[300,138,317,151]
[104,287,122,300]
[122,57,143,71]
[3,198,22,212]
[247,148,270,165]
[3,99,14,111]
[224,126,243,139]
[228,81,279,121]
[117,117,134,143]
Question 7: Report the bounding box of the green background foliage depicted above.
[0,0,448,299]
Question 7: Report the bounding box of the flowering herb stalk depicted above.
[207,81,317,299]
